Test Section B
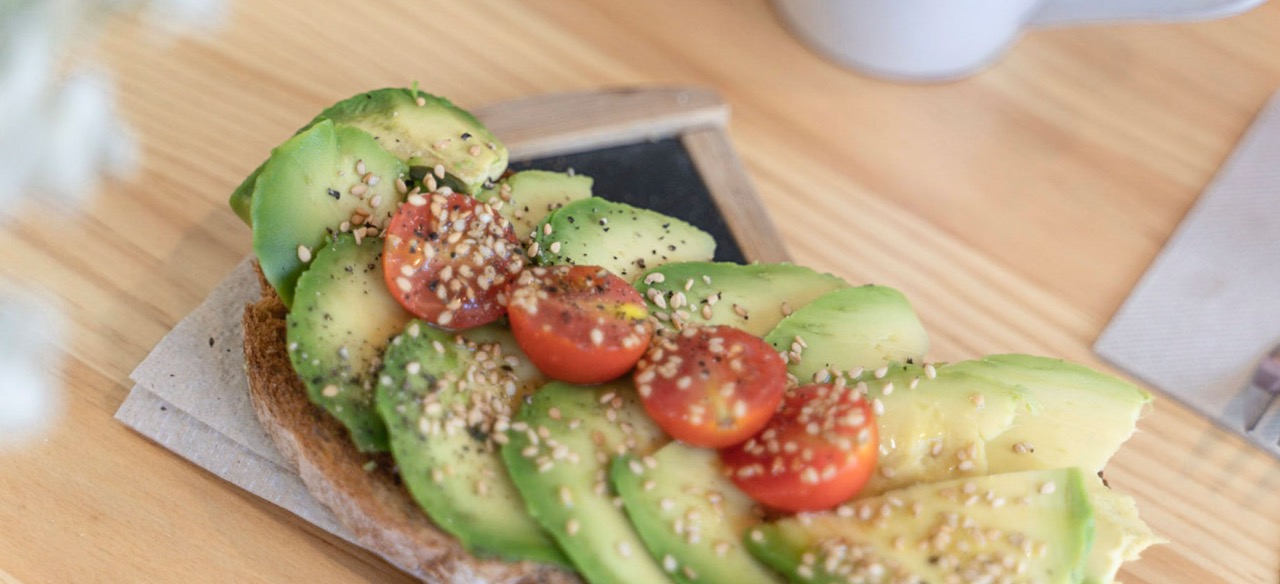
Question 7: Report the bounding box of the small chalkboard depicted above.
[511,138,747,264]
[476,87,788,265]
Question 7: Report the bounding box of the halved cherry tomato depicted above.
[506,265,653,384]
[383,192,522,329]
[720,384,878,512]
[634,325,786,448]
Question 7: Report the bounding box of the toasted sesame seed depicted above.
[321,385,339,397]
[415,96,427,107]
[351,183,368,197]
[433,164,446,179]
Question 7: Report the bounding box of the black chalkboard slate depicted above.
[511,137,748,265]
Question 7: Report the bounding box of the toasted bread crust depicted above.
[242,272,578,584]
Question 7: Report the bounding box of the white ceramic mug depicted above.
[772,0,1267,82]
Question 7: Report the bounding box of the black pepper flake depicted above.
[208,337,215,347]
[327,188,340,200]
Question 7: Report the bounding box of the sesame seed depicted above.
[297,245,312,263]
[351,183,368,197]
[549,241,562,254]
[321,385,339,397]
[433,164,446,179]
[396,277,412,292]
[924,363,938,379]
[415,96,427,107]
[1039,481,1057,495]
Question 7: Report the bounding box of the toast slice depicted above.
[241,268,579,584]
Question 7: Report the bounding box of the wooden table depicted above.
[2,1,1278,582]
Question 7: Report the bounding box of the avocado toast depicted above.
[235,87,1160,583]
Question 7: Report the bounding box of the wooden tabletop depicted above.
[2,1,1278,582]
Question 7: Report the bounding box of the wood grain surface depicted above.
[1,1,1278,582]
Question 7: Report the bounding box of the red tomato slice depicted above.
[720,384,878,512]
[383,192,522,329]
[634,325,786,448]
[506,265,653,384]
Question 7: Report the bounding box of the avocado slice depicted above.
[859,357,1150,498]
[250,119,407,307]
[613,442,783,584]
[529,198,715,282]
[315,88,507,195]
[763,285,928,384]
[858,363,1024,497]
[287,234,412,453]
[477,170,594,240]
[946,354,1153,475]
[635,262,847,336]
[502,381,673,584]
[231,87,506,225]
[375,321,568,565]
[1081,474,1162,584]
[746,468,1094,584]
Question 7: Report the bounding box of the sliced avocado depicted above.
[251,119,407,307]
[857,363,1024,497]
[287,234,412,453]
[635,262,847,336]
[747,468,1094,584]
[763,285,928,384]
[612,442,783,584]
[230,87,505,226]
[1082,475,1163,584]
[502,381,673,584]
[229,162,264,225]
[947,354,1153,475]
[530,198,715,282]
[375,321,568,565]
[313,88,507,196]
[477,170,593,240]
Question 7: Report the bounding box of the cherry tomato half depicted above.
[506,265,653,384]
[720,384,879,512]
[383,192,522,330]
[634,325,786,448]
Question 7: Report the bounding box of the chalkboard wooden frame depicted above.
[474,87,789,264]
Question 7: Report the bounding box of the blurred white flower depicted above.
[0,287,64,449]
[0,0,225,444]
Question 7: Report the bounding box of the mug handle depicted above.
[1029,0,1265,26]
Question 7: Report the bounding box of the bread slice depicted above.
[241,268,579,583]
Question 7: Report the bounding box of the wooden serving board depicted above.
[115,87,785,577]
